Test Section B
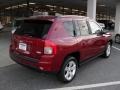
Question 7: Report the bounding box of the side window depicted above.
[78,20,90,36]
[88,21,101,34]
[63,21,75,36]
[74,21,81,36]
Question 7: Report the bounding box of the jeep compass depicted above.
[10,15,112,83]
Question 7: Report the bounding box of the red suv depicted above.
[10,15,112,82]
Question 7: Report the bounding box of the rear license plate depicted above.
[19,43,27,51]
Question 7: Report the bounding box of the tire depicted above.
[115,34,120,44]
[57,56,78,83]
[102,42,111,58]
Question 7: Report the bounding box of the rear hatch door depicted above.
[12,19,53,59]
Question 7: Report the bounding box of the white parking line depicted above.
[112,46,120,51]
[44,81,120,90]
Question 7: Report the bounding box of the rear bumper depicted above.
[10,51,56,72]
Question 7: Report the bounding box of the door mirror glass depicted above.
[96,30,105,35]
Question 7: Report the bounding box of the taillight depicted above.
[44,40,57,55]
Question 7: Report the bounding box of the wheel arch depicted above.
[62,51,80,68]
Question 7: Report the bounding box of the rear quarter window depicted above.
[14,20,23,27]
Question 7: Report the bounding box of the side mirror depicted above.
[96,30,105,35]
[102,29,112,35]
[101,26,105,29]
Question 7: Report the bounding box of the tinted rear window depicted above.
[15,20,52,38]
[14,20,23,27]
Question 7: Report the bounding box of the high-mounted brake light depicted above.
[44,40,57,55]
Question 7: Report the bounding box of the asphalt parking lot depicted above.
[0,29,120,90]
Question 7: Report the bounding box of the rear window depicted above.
[14,20,23,27]
[15,20,53,38]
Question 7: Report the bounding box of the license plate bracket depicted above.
[19,43,27,51]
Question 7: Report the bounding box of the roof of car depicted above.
[15,15,90,21]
